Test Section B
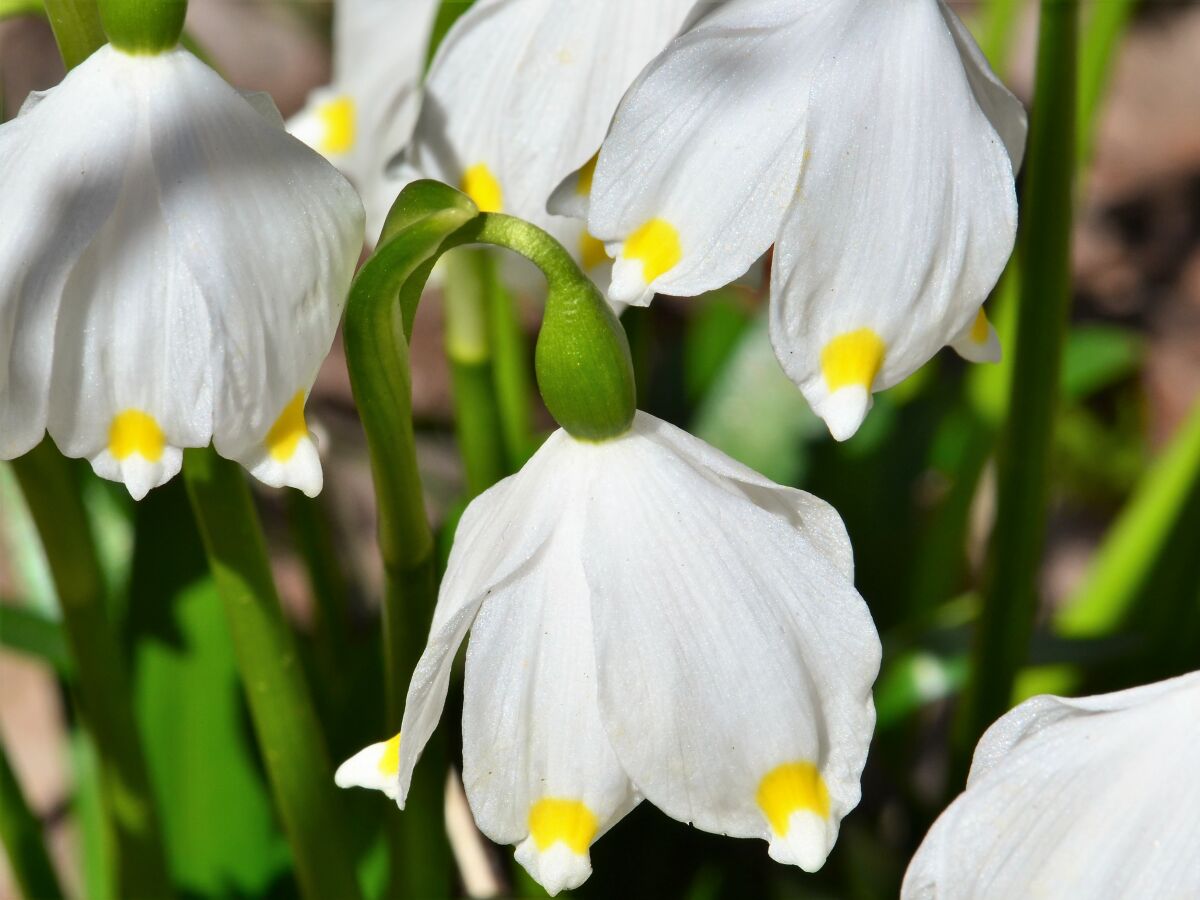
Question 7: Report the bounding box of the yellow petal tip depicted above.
[622,218,681,285]
[109,410,166,462]
[528,798,598,854]
[316,95,355,155]
[265,392,309,462]
[820,328,886,393]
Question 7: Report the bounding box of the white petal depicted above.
[335,734,402,800]
[405,0,695,269]
[644,416,854,581]
[584,413,879,871]
[287,0,440,239]
[903,672,1200,899]
[939,1,1028,173]
[238,90,286,128]
[0,60,128,459]
[0,46,363,499]
[770,0,1018,440]
[950,308,1002,365]
[463,504,636,896]
[577,0,852,306]
[392,431,585,806]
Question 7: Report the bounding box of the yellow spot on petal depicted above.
[622,218,681,285]
[376,733,401,777]
[820,329,886,392]
[265,392,309,462]
[109,410,165,462]
[576,153,598,196]
[757,762,830,836]
[580,230,609,271]
[528,798,597,854]
[461,163,503,213]
[970,309,991,344]
[317,95,355,156]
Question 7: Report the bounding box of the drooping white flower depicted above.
[393,0,704,282]
[337,411,880,895]
[287,0,440,239]
[903,671,1200,899]
[0,45,364,499]
[555,0,1025,439]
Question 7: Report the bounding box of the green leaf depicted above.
[0,736,64,900]
[692,313,822,484]
[0,604,71,675]
[683,289,752,404]
[69,732,113,900]
[1057,400,1200,639]
[128,480,291,896]
[1061,324,1143,401]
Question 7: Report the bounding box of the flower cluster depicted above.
[5,1,1192,898]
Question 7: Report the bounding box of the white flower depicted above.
[393,0,703,282]
[555,0,1026,439]
[287,0,440,239]
[0,45,364,499]
[337,411,880,895]
[903,671,1200,899]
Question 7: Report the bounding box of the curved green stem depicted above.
[12,442,174,899]
[182,448,362,900]
[444,249,510,496]
[954,0,1079,778]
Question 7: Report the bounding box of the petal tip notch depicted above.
[951,309,1002,364]
[251,392,325,497]
[758,762,834,873]
[815,386,872,442]
[514,839,593,897]
[94,410,181,500]
[515,798,598,895]
[766,810,832,873]
[815,328,886,440]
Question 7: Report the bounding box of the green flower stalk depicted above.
[12,444,174,899]
[954,0,1079,778]
[443,249,511,496]
[183,448,362,900]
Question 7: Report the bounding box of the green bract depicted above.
[99,0,185,54]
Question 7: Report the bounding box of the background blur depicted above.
[1,1,1198,898]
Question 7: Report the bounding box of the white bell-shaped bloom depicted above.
[0,45,364,499]
[903,671,1200,899]
[287,0,440,239]
[337,411,880,895]
[556,0,1025,439]
[393,0,703,282]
